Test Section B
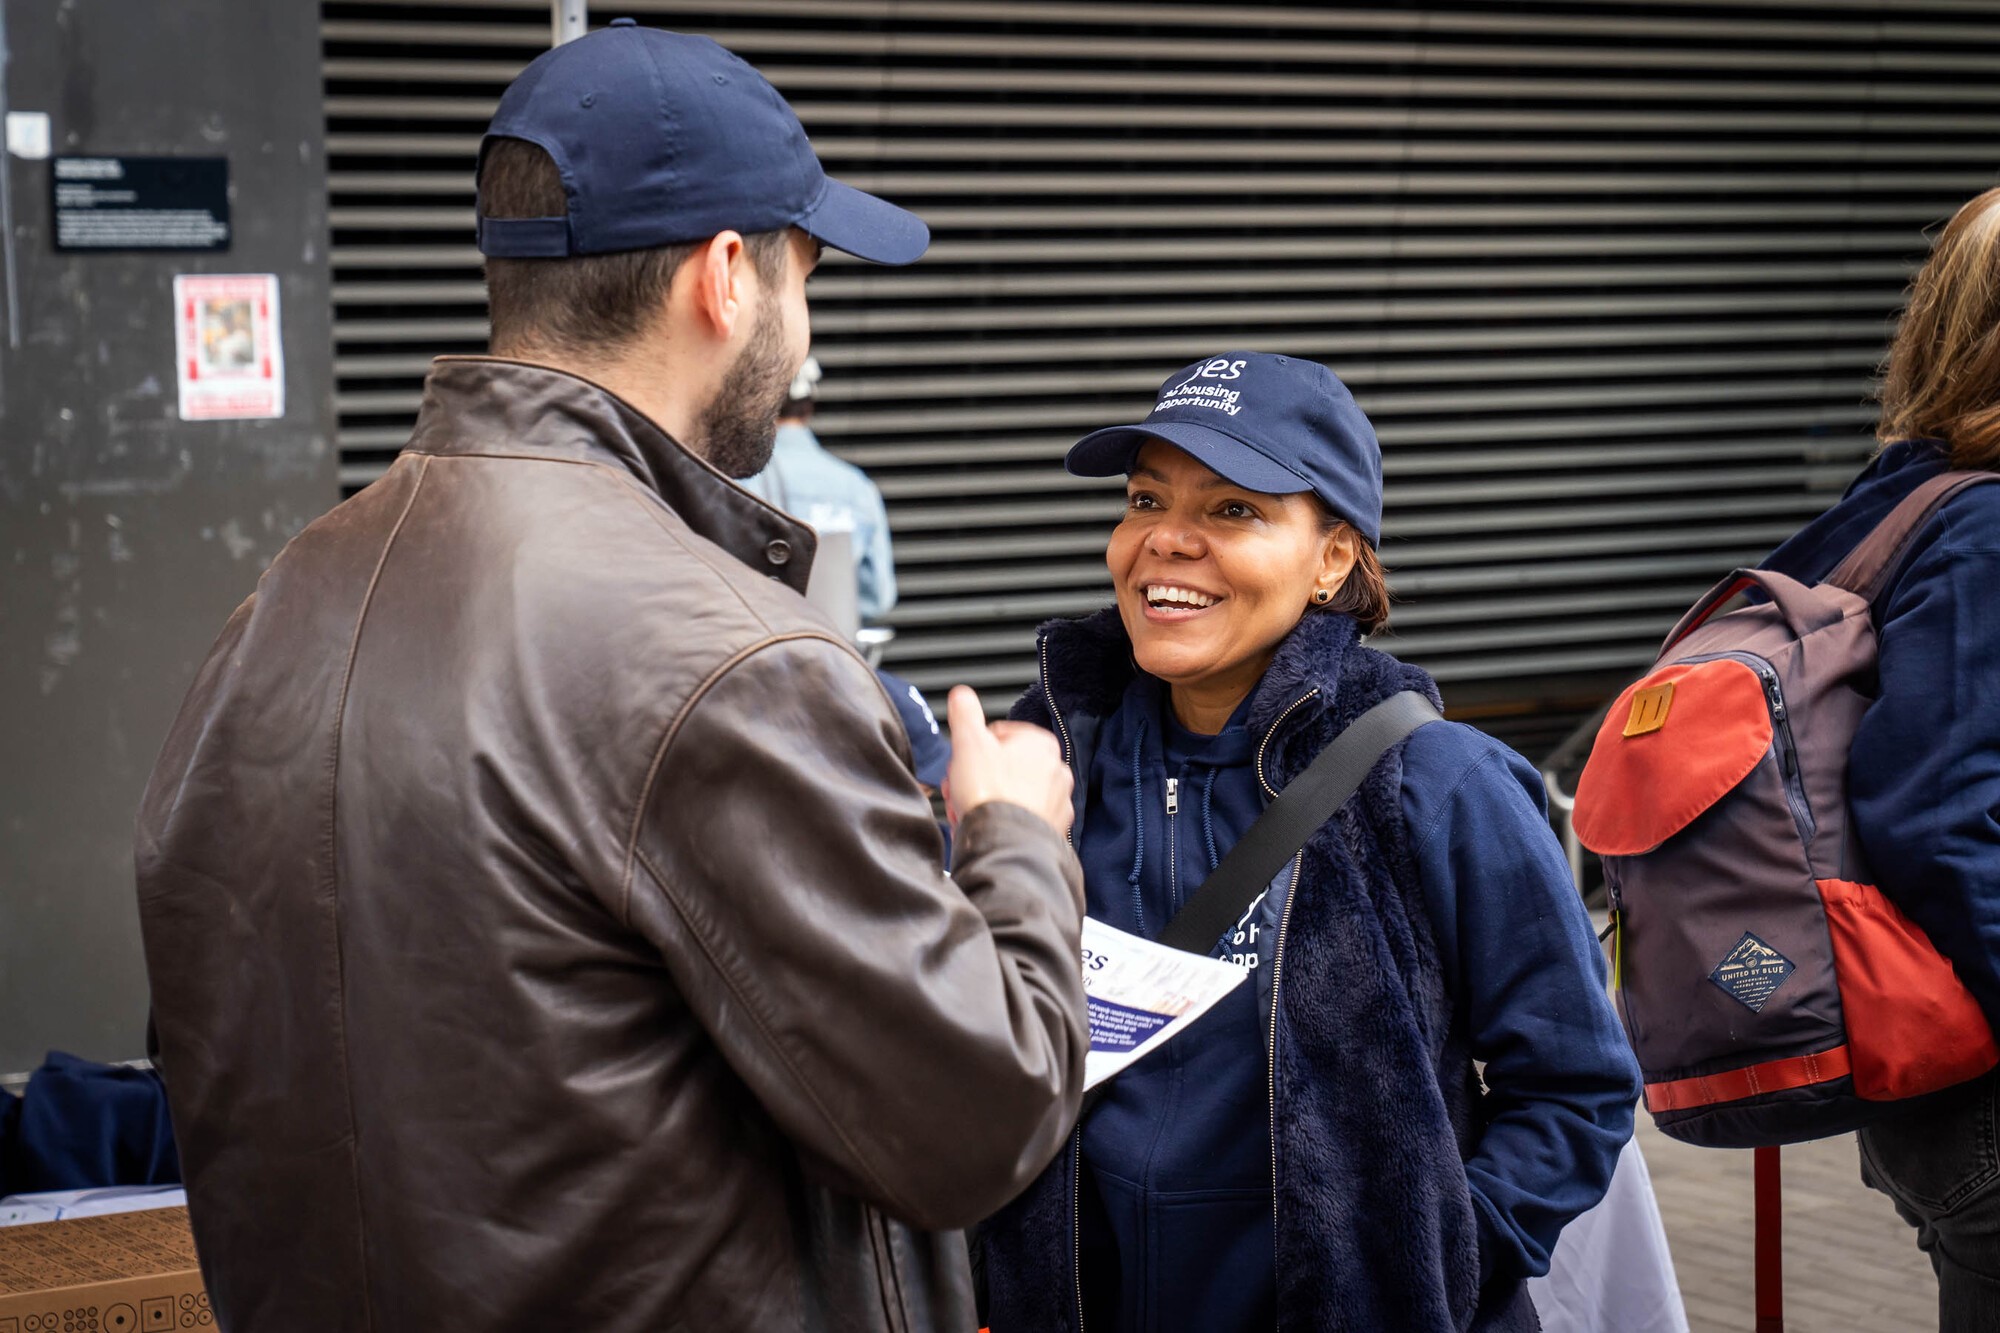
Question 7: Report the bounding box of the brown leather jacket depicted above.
[134,358,1088,1332]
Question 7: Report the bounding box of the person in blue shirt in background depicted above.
[742,355,898,621]
[1761,186,2000,1333]
[978,352,1638,1332]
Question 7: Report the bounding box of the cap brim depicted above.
[800,178,930,266]
[911,749,950,789]
[1065,421,1313,495]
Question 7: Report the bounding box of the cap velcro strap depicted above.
[475,215,571,257]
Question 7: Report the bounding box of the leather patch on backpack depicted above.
[1623,681,1676,737]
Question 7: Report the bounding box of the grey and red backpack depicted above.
[1574,471,2000,1149]
[1572,471,2000,1329]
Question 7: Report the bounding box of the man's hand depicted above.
[943,686,1074,837]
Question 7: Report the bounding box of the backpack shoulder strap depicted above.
[1152,690,1441,957]
[1825,470,2000,603]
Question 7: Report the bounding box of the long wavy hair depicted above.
[1879,186,2000,470]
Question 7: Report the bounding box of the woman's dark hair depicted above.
[1879,185,2000,469]
[1313,504,1391,633]
[478,137,788,358]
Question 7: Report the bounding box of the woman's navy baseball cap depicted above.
[876,670,951,789]
[476,20,929,266]
[1066,352,1384,545]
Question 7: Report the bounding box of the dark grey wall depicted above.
[0,2,337,1072]
[327,5,1994,764]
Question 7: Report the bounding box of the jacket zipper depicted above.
[1038,635,1083,850]
[1039,636,1076,768]
[1256,689,1322,799]
[1252,686,1319,1330]
[1166,775,1180,911]
[1071,1128,1086,1333]
[1267,851,1303,1330]
[1682,651,1814,845]
[1043,633,1086,1332]
[1254,687,1324,1328]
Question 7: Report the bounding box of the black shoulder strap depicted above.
[1153,690,1441,957]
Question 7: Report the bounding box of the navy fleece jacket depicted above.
[1073,670,1634,1327]
[988,608,1635,1331]
[1763,440,2000,1032]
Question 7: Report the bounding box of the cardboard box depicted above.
[0,1206,209,1331]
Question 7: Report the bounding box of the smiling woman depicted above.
[1110,442,1372,732]
[978,352,1642,1333]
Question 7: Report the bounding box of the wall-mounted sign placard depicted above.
[54,156,229,251]
[173,273,283,420]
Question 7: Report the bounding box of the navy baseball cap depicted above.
[477,20,928,265]
[877,670,951,789]
[1066,352,1383,545]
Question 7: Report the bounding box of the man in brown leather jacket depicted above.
[134,25,1087,1332]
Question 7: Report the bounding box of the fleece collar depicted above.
[1035,606,1433,787]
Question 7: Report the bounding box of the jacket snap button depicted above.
[765,539,792,565]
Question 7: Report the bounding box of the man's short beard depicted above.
[696,288,794,480]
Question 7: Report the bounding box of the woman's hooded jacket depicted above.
[985,606,1550,1332]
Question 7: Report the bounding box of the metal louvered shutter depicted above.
[322,1,2000,746]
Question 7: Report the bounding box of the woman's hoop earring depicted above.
[1313,588,1333,605]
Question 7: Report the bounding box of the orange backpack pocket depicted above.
[1574,658,1775,857]
[1816,878,2000,1100]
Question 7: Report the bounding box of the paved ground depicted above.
[1639,1114,1938,1332]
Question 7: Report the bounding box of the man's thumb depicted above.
[945,685,987,748]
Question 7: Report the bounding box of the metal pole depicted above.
[1755,1145,1784,1333]
[553,0,588,46]
[1541,769,1586,895]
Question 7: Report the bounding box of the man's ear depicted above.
[679,230,750,340]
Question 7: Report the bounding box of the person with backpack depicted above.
[976,352,1640,1331]
[1756,186,2000,1330]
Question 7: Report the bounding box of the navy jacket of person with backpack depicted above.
[1764,439,2000,1036]
[1763,437,2000,1330]
[976,354,1638,1333]
[1752,183,2000,1333]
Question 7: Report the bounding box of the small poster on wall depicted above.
[173,273,283,420]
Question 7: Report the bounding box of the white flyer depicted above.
[1081,916,1249,1090]
[173,273,284,420]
